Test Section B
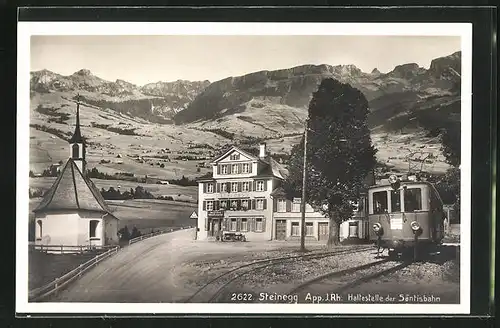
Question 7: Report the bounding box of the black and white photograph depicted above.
[16,22,472,314]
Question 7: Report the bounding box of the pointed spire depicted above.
[69,94,84,144]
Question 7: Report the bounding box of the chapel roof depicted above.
[33,158,115,216]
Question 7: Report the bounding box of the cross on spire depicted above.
[69,93,84,144]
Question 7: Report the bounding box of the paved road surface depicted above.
[52,229,201,303]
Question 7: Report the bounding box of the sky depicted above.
[31,35,461,86]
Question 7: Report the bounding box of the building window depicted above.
[206,183,214,193]
[220,200,228,209]
[230,218,237,231]
[291,222,300,236]
[292,202,301,212]
[404,188,422,212]
[231,164,239,174]
[230,153,240,161]
[242,163,250,173]
[231,200,238,210]
[207,201,214,211]
[72,143,79,158]
[89,220,99,239]
[241,218,248,231]
[256,199,265,210]
[36,220,43,240]
[306,222,314,236]
[242,181,249,192]
[241,199,249,210]
[277,199,286,212]
[256,180,265,191]
[255,218,264,232]
[231,182,239,192]
[221,183,228,192]
[373,191,388,214]
[220,165,228,175]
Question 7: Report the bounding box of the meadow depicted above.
[29,197,197,235]
[29,177,198,200]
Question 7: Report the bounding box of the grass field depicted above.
[29,177,198,201]
[29,249,106,291]
[29,197,198,235]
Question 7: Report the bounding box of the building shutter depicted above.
[203,201,207,211]
[203,183,207,193]
[216,183,220,192]
[238,163,243,173]
[262,217,266,232]
[286,200,291,212]
[238,182,242,192]
[264,180,267,191]
[273,199,277,212]
[236,218,241,232]
[215,201,220,210]
[249,164,252,173]
[248,180,252,191]
[226,182,231,193]
[252,199,256,210]
[263,199,267,210]
[253,181,257,191]
[217,165,220,174]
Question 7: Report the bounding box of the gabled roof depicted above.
[33,158,115,216]
[258,157,289,180]
[270,187,287,197]
[210,146,258,164]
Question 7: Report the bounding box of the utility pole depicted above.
[300,120,308,252]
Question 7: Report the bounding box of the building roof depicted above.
[210,145,259,164]
[33,158,116,216]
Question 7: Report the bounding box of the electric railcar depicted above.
[368,175,446,259]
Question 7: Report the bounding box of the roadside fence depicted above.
[28,246,119,302]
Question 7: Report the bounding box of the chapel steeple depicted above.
[69,94,86,173]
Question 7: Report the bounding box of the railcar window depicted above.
[404,188,422,212]
[391,190,401,212]
[372,191,388,214]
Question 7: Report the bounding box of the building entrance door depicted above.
[348,221,359,238]
[275,220,286,240]
[209,219,221,237]
[318,222,329,241]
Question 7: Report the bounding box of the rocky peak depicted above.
[73,69,92,76]
[371,68,381,75]
[388,63,424,79]
[428,51,461,78]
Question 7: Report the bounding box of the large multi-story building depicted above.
[196,143,369,242]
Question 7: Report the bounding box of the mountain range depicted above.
[29,51,461,177]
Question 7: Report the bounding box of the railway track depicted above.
[186,245,375,303]
[290,258,413,302]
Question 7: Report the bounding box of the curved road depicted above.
[52,229,202,303]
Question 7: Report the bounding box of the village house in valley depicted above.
[196,143,369,242]
[32,99,119,252]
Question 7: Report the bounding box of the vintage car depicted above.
[220,232,246,242]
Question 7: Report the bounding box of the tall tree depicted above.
[440,121,461,167]
[283,78,377,246]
